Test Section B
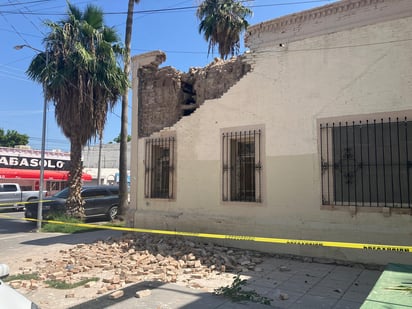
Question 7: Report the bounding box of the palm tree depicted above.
[197,0,252,59]
[26,3,128,218]
[118,0,140,220]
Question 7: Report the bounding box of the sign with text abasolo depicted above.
[0,155,70,171]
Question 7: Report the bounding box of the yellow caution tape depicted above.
[0,199,51,207]
[1,214,410,253]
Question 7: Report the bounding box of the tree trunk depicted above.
[118,0,136,220]
[66,138,85,219]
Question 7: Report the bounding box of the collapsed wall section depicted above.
[137,64,183,138]
[138,55,251,137]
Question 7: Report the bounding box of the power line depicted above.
[0,0,335,16]
[0,26,42,38]
[0,10,30,44]
[8,0,46,37]
[0,0,53,8]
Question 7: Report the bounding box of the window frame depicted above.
[319,111,412,214]
[144,133,176,200]
[221,125,264,204]
[2,184,17,192]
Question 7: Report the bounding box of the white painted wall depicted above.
[130,0,412,264]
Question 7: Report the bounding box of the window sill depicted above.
[222,200,264,207]
[321,204,412,216]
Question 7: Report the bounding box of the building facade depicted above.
[130,0,412,265]
[0,146,91,194]
[82,142,131,186]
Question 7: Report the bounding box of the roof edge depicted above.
[245,0,412,49]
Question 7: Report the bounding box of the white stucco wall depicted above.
[130,0,412,264]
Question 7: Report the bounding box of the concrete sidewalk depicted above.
[70,256,382,309]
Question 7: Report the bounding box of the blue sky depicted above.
[0,0,337,151]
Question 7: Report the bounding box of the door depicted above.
[81,188,111,217]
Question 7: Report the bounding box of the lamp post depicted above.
[14,44,48,232]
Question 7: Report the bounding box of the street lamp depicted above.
[14,44,48,232]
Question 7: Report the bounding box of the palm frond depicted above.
[197,0,252,59]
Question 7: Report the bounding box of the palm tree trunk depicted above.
[66,138,85,218]
[118,0,137,220]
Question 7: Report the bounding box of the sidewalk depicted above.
[70,256,382,309]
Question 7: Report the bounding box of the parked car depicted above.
[0,183,46,211]
[25,185,119,221]
[0,264,39,309]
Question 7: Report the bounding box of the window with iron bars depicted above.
[222,129,263,202]
[144,136,175,199]
[320,117,412,208]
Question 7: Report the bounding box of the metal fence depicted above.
[144,136,175,199]
[222,130,262,202]
[320,117,412,208]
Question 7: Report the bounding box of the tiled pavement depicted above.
[242,257,382,308]
[73,256,382,309]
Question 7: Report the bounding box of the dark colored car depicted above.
[25,185,119,221]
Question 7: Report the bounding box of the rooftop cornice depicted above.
[132,50,166,68]
[247,0,383,35]
[0,146,70,159]
[245,0,412,49]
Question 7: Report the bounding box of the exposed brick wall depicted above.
[138,56,251,137]
[138,65,183,138]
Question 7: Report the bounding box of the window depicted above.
[2,185,17,192]
[46,181,67,193]
[108,187,119,195]
[82,188,110,198]
[144,135,176,199]
[54,187,69,198]
[222,128,263,202]
[320,117,412,208]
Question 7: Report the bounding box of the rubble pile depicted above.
[12,233,266,294]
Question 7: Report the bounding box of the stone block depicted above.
[135,289,151,298]
[109,290,124,299]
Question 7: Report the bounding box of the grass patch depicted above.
[214,274,272,305]
[45,277,99,289]
[3,273,39,282]
[41,215,88,233]
[41,214,125,234]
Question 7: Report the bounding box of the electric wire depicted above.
[7,0,46,37]
[0,0,356,150]
[0,0,335,15]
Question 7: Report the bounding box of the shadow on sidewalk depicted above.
[0,215,34,233]
[68,280,269,309]
[69,281,164,309]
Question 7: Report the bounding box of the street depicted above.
[0,209,122,271]
[0,209,385,309]
[0,208,33,232]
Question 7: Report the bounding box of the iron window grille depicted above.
[144,136,175,199]
[222,129,262,202]
[320,117,412,208]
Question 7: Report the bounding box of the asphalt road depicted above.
[0,209,122,265]
[0,209,34,235]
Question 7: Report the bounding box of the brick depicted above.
[97,287,108,294]
[20,233,271,302]
[109,290,124,299]
[9,281,22,289]
[85,281,97,288]
[135,289,151,298]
